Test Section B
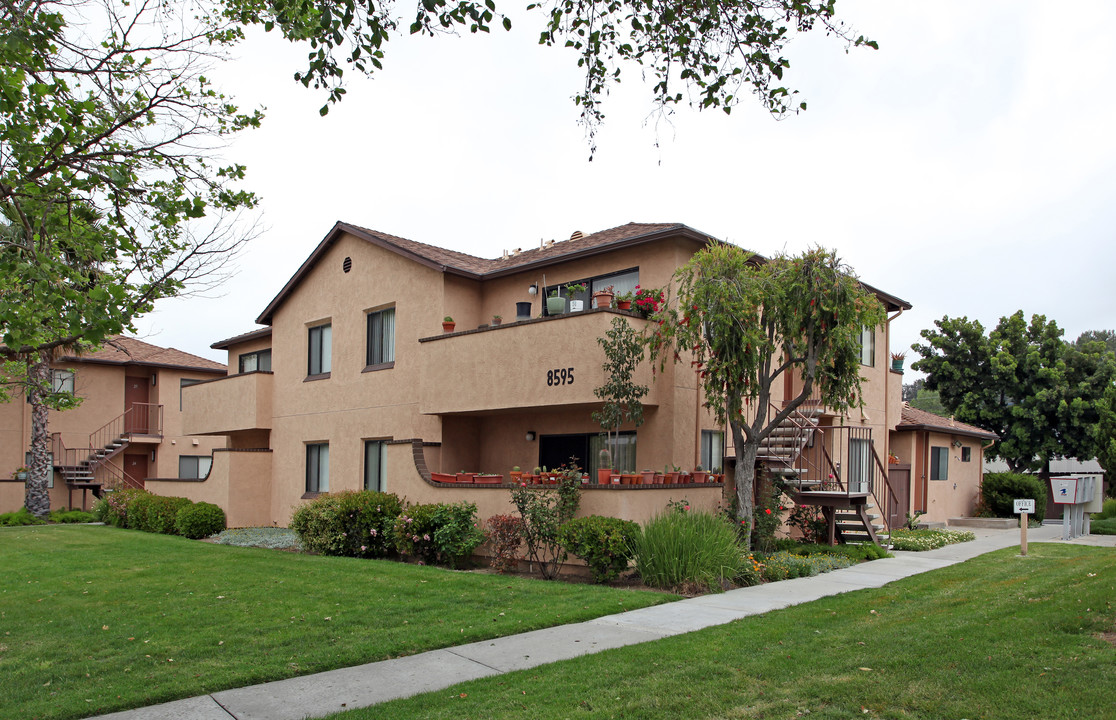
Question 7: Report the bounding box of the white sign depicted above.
[1014,498,1035,514]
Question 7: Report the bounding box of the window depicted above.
[847,437,872,493]
[544,268,639,313]
[178,455,212,479]
[307,324,332,376]
[366,308,395,368]
[239,349,272,373]
[180,378,202,411]
[858,327,875,367]
[700,430,724,473]
[930,446,949,480]
[51,369,74,394]
[306,443,330,493]
[364,440,387,491]
[961,446,971,462]
[588,432,637,475]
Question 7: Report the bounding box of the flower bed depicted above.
[883,528,976,551]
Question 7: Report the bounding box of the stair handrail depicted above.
[98,458,141,491]
[89,403,163,452]
[51,433,92,470]
[869,443,899,536]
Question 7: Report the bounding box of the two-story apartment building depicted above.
[0,337,227,512]
[180,221,977,533]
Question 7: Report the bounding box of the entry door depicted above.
[887,467,911,529]
[124,376,150,433]
[123,453,148,489]
[538,434,590,474]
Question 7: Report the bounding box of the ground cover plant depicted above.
[884,527,976,551]
[213,527,303,550]
[0,507,95,526]
[325,544,1116,720]
[0,525,676,720]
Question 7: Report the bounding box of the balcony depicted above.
[182,371,273,435]
[418,309,663,415]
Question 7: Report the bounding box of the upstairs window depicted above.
[239,349,272,373]
[858,327,875,367]
[308,324,332,376]
[51,370,74,394]
[543,268,639,314]
[961,446,972,462]
[366,308,395,368]
[306,443,330,492]
[700,430,724,473]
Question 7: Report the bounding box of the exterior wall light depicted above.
[528,284,538,295]
[525,431,536,442]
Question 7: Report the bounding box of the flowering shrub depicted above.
[485,514,525,573]
[631,285,664,318]
[884,528,975,551]
[736,553,764,586]
[103,488,150,528]
[751,488,782,552]
[786,503,826,544]
[393,502,487,567]
[289,490,403,558]
[558,515,640,583]
[509,462,582,579]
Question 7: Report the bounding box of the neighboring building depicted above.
[181,221,916,535]
[889,404,998,524]
[0,337,227,512]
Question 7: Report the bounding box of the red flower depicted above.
[765,508,772,515]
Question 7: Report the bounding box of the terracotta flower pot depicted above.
[592,291,614,309]
[597,468,613,485]
[431,472,456,484]
[692,471,708,484]
[641,471,656,484]
[442,321,455,333]
[456,472,475,484]
[617,300,632,310]
[474,474,502,485]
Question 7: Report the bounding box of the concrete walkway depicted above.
[95,526,1114,720]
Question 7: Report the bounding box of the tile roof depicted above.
[896,403,998,440]
[211,326,272,350]
[58,336,226,373]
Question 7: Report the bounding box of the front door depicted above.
[124,376,150,433]
[887,466,911,529]
[538,434,590,474]
[123,453,148,489]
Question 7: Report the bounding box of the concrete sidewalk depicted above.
[94,526,1114,720]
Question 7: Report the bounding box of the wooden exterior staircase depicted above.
[52,403,162,507]
[756,402,899,547]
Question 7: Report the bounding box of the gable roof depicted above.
[211,326,272,350]
[896,404,998,440]
[255,220,913,325]
[57,336,226,374]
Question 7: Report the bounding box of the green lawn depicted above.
[327,544,1116,720]
[0,525,676,720]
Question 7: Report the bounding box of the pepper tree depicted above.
[648,244,885,546]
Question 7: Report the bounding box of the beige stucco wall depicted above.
[224,335,273,375]
[146,449,273,528]
[182,372,273,436]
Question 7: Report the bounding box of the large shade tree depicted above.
[912,314,1115,476]
[1,0,259,515]
[647,244,886,545]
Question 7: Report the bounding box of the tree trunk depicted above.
[732,421,759,547]
[25,352,52,517]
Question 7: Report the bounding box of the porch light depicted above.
[525,431,536,442]
[528,284,538,296]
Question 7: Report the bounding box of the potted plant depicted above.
[597,448,613,485]
[509,465,523,482]
[631,286,664,318]
[546,289,566,315]
[442,316,456,333]
[592,284,615,309]
[565,282,588,312]
[431,471,456,483]
[891,352,905,371]
[491,314,502,326]
[12,466,28,481]
[615,290,633,310]
[475,472,503,484]
[455,470,475,484]
[641,469,656,484]
[692,465,708,483]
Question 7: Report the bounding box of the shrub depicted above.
[103,488,150,528]
[90,498,110,522]
[393,502,485,567]
[758,551,855,581]
[1091,517,1116,535]
[1096,497,1116,520]
[632,509,743,593]
[979,472,1046,520]
[50,508,95,524]
[176,502,226,539]
[751,487,781,552]
[508,463,582,580]
[136,496,193,534]
[0,508,46,526]
[559,515,640,583]
[289,490,403,558]
[485,514,524,573]
[772,539,891,561]
[886,528,975,551]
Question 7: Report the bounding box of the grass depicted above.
[324,543,1116,720]
[0,525,676,720]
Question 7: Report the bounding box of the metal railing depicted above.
[89,403,163,452]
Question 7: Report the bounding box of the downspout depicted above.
[883,307,905,465]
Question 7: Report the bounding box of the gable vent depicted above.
[343,257,352,273]
[570,230,584,241]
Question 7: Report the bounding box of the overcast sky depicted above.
[133,0,1116,369]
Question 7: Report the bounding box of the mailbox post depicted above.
[1051,477,1096,540]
